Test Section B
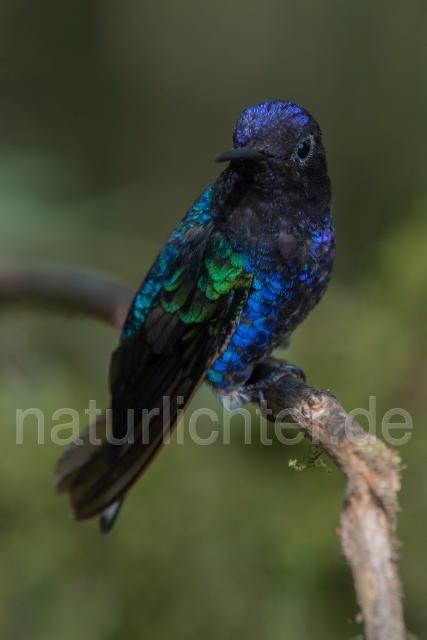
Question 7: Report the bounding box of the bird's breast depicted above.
[206,211,335,392]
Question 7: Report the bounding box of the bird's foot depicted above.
[245,360,306,396]
[215,361,306,412]
[244,361,306,421]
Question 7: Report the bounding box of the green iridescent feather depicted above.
[160,232,252,329]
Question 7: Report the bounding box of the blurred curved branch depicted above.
[0,258,408,640]
[0,258,133,330]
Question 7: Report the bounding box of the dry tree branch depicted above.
[0,258,133,330]
[0,259,408,640]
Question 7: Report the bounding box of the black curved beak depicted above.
[215,146,269,163]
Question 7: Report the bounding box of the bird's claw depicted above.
[244,361,306,398]
[242,361,306,422]
[280,363,306,383]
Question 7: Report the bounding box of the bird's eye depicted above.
[296,139,312,160]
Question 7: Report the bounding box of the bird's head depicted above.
[216,101,330,202]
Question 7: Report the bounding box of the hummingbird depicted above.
[55,100,335,533]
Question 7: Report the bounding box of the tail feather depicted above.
[100,500,124,535]
[55,415,110,494]
[54,376,200,530]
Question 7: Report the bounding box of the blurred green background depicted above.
[0,1,426,638]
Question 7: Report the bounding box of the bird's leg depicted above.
[244,360,306,422]
[244,359,306,395]
[215,361,306,412]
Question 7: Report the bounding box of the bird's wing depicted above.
[55,220,253,522]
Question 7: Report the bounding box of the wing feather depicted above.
[56,209,253,523]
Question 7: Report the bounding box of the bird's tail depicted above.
[55,414,126,533]
[55,381,196,532]
[55,414,110,495]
